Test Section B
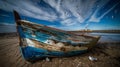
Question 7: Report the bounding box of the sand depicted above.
[0,33,120,67]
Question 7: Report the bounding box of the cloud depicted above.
[0,0,119,28]
[0,0,58,21]
[61,18,77,26]
[89,0,120,22]
[44,0,97,23]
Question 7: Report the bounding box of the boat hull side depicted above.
[20,46,87,61]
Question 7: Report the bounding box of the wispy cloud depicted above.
[0,0,119,30]
[89,0,120,22]
[0,0,58,21]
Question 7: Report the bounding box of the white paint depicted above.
[44,39,64,47]
[26,38,35,47]
[56,42,64,47]
[44,39,55,45]
[32,34,36,37]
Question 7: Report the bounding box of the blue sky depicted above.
[0,0,120,33]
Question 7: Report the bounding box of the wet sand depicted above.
[0,34,120,67]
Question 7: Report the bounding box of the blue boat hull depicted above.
[20,46,87,61]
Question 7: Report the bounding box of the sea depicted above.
[89,33,120,43]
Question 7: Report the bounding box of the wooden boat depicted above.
[13,10,100,62]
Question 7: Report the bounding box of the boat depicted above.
[13,10,100,62]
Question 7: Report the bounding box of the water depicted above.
[89,33,120,42]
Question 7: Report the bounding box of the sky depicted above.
[0,0,120,33]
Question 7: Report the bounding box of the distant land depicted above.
[0,30,120,37]
[0,32,18,37]
[69,29,120,33]
[0,23,120,34]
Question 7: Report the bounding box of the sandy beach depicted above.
[0,33,120,67]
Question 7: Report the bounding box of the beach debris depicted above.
[45,57,50,61]
[76,62,82,67]
[88,56,97,61]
